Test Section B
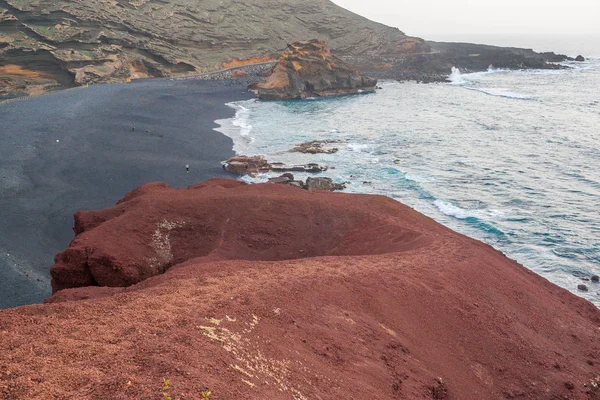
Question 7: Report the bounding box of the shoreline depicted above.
[211,64,600,308]
[0,78,252,308]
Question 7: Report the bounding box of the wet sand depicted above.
[0,78,252,308]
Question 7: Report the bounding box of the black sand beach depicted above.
[0,78,252,308]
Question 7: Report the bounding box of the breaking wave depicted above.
[449,67,534,99]
[214,101,256,154]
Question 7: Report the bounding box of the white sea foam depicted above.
[405,173,434,183]
[449,66,509,85]
[347,143,371,152]
[214,100,256,154]
[434,200,473,219]
[448,67,466,85]
[434,200,505,220]
[448,66,533,99]
[229,103,253,137]
[466,87,534,100]
[239,174,270,184]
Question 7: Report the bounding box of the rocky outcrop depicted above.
[50,179,421,291]
[268,174,346,191]
[223,155,328,175]
[576,55,586,62]
[251,40,377,100]
[290,140,341,154]
[305,176,345,191]
[1,179,599,399]
[0,0,424,97]
[349,41,575,83]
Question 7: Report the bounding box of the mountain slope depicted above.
[0,0,424,94]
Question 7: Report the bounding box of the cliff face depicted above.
[253,40,377,100]
[3,179,597,399]
[348,41,573,83]
[0,0,574,96]
[0,0,425,96]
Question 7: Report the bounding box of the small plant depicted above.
[162,378,172,400]
[201,390,211,399]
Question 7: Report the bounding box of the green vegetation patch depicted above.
[27,23,81,41]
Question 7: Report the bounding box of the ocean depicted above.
[215,56,600,307]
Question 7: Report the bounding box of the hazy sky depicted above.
[331,0,600,38]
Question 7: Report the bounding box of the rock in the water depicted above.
[591,275,599,283]
[223,155,271,175]
[271,162,327,173]
[575,55,585,62]
[268,173,294,184]
[577,284,589,292]
[306,177,346,191]
[268,174,345,192]
[251,40,377,100]
[290,140,341,154]
[288,180,306,189]
[223,156,328,175]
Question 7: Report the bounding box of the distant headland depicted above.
[0,0,580,98]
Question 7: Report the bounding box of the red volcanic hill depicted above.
[1,179,599,399]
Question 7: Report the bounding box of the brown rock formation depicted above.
[0,0,424,97]
[290,139,342,154]
[252,40,378,100]
[267,174,346,191]
[1,179,599,399]
[305,176,346,191]
[223,155,328,175]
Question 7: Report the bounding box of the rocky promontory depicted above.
[250,40,377,100]
[2,179,599,399]
[349,41,576,83]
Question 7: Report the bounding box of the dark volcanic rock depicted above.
[348,41,572,82]
[540,52,575,62]
[306,177,346,191]
[251,40,377,100]
[268,174,345,192]
[223,155,328,175]
[290,140,341,154]
[592,275,599,283]
[268,173,295,185]
[271,162,327,173]
[222,155,271,175]
[578,284,589,292]
[575,55,586,62]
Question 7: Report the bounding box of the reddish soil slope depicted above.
[1,179,599,399]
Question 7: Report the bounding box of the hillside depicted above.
[0,0,424,96]
[1,179,599,399]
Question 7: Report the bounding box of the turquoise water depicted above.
[216,59,600,306]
